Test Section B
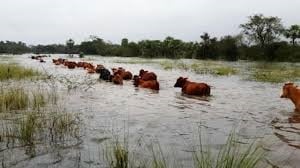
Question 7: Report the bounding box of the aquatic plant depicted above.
[113,58,158,64]
[0,63,41,81]
[1,110,81,148]
[0,87,29,112]
[160,61,174,70]
[249,63,300,83]
[0,86,59,113]
[104,132,264,168]
[160,60,238,76]
[31,91,46,110]
[106,139,129,168]
[193,133,265,168]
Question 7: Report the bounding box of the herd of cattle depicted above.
[30,56,211,96]
[30,56,300,111]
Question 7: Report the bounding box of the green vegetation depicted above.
[160,60,238,76]
[0,87,29,112]
[0,41,30,54]
[284,25,300,46]
[31,90,46,110]
[105,139,129,168]
[0,86,57,112]
[193,133,264,168]
[104,133,265,168]
[0,63,41,81]
[0,83,80,160]
[1,14,300,62]
[249,63,300,83]
[240,14,283,49]
[113,58,158,64]
[1,111,80,147]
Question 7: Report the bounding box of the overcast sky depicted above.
[0,0,299,45]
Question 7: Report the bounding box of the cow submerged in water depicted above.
[281,82,300,112]
[139,69,157,81]
[174,77,210,96]
[133,75,159,90]
[113,67,133,80]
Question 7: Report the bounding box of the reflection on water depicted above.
[1,54,300,167]
[288,112,300,123]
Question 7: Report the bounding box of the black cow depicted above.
[99,68,111,81]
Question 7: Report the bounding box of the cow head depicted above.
[174,77,188,88]
[281,82,294,98]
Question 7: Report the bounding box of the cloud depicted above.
[0,0,299,45]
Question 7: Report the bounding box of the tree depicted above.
[66,38,75,56]
[121,38,129,47]
[240,14,284,48]
[197,32,217,59]
[285,25,300,46]
[162,37,184,58]
[219,36,239,61]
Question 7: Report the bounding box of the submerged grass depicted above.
[0,86,56,113]
[1,110,81,148]
[0,87,29,112]
[193,133,264,168]
[104,132,264,168]
[105,139,129,168]
[249,63,300,83]
[160,60,238,76]
[113,58,158,64]
[0,63,41,81]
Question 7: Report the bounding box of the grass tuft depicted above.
[2,111,81,149]
[105,139,129,168]
[0,63,41,81]
[193,133,265,168]
[0,87,29,112]
[0,86,57,113]
[104,132,264,168]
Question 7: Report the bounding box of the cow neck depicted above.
[182,80,191,88]
[288,86,300,105]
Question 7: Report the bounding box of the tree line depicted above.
[1,14,299,62]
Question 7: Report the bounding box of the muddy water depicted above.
[2,54,300,167]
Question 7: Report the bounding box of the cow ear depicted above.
[183,77,188,80]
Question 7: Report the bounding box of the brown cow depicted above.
[77,62,85,68]
[86,67,96,74]
[114,68,133,80]
[174,77,210,96]
[111,74,123,85]
[82,62,94,70]
[64,61,77,69]
[57,58,66,64]
[139,69,157,81]
[281,82,300,112]
[133,75,159,90]
[95,64,104,73]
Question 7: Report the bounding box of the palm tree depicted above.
[285,25,300,46]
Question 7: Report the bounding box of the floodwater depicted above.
[1,54,300,168]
